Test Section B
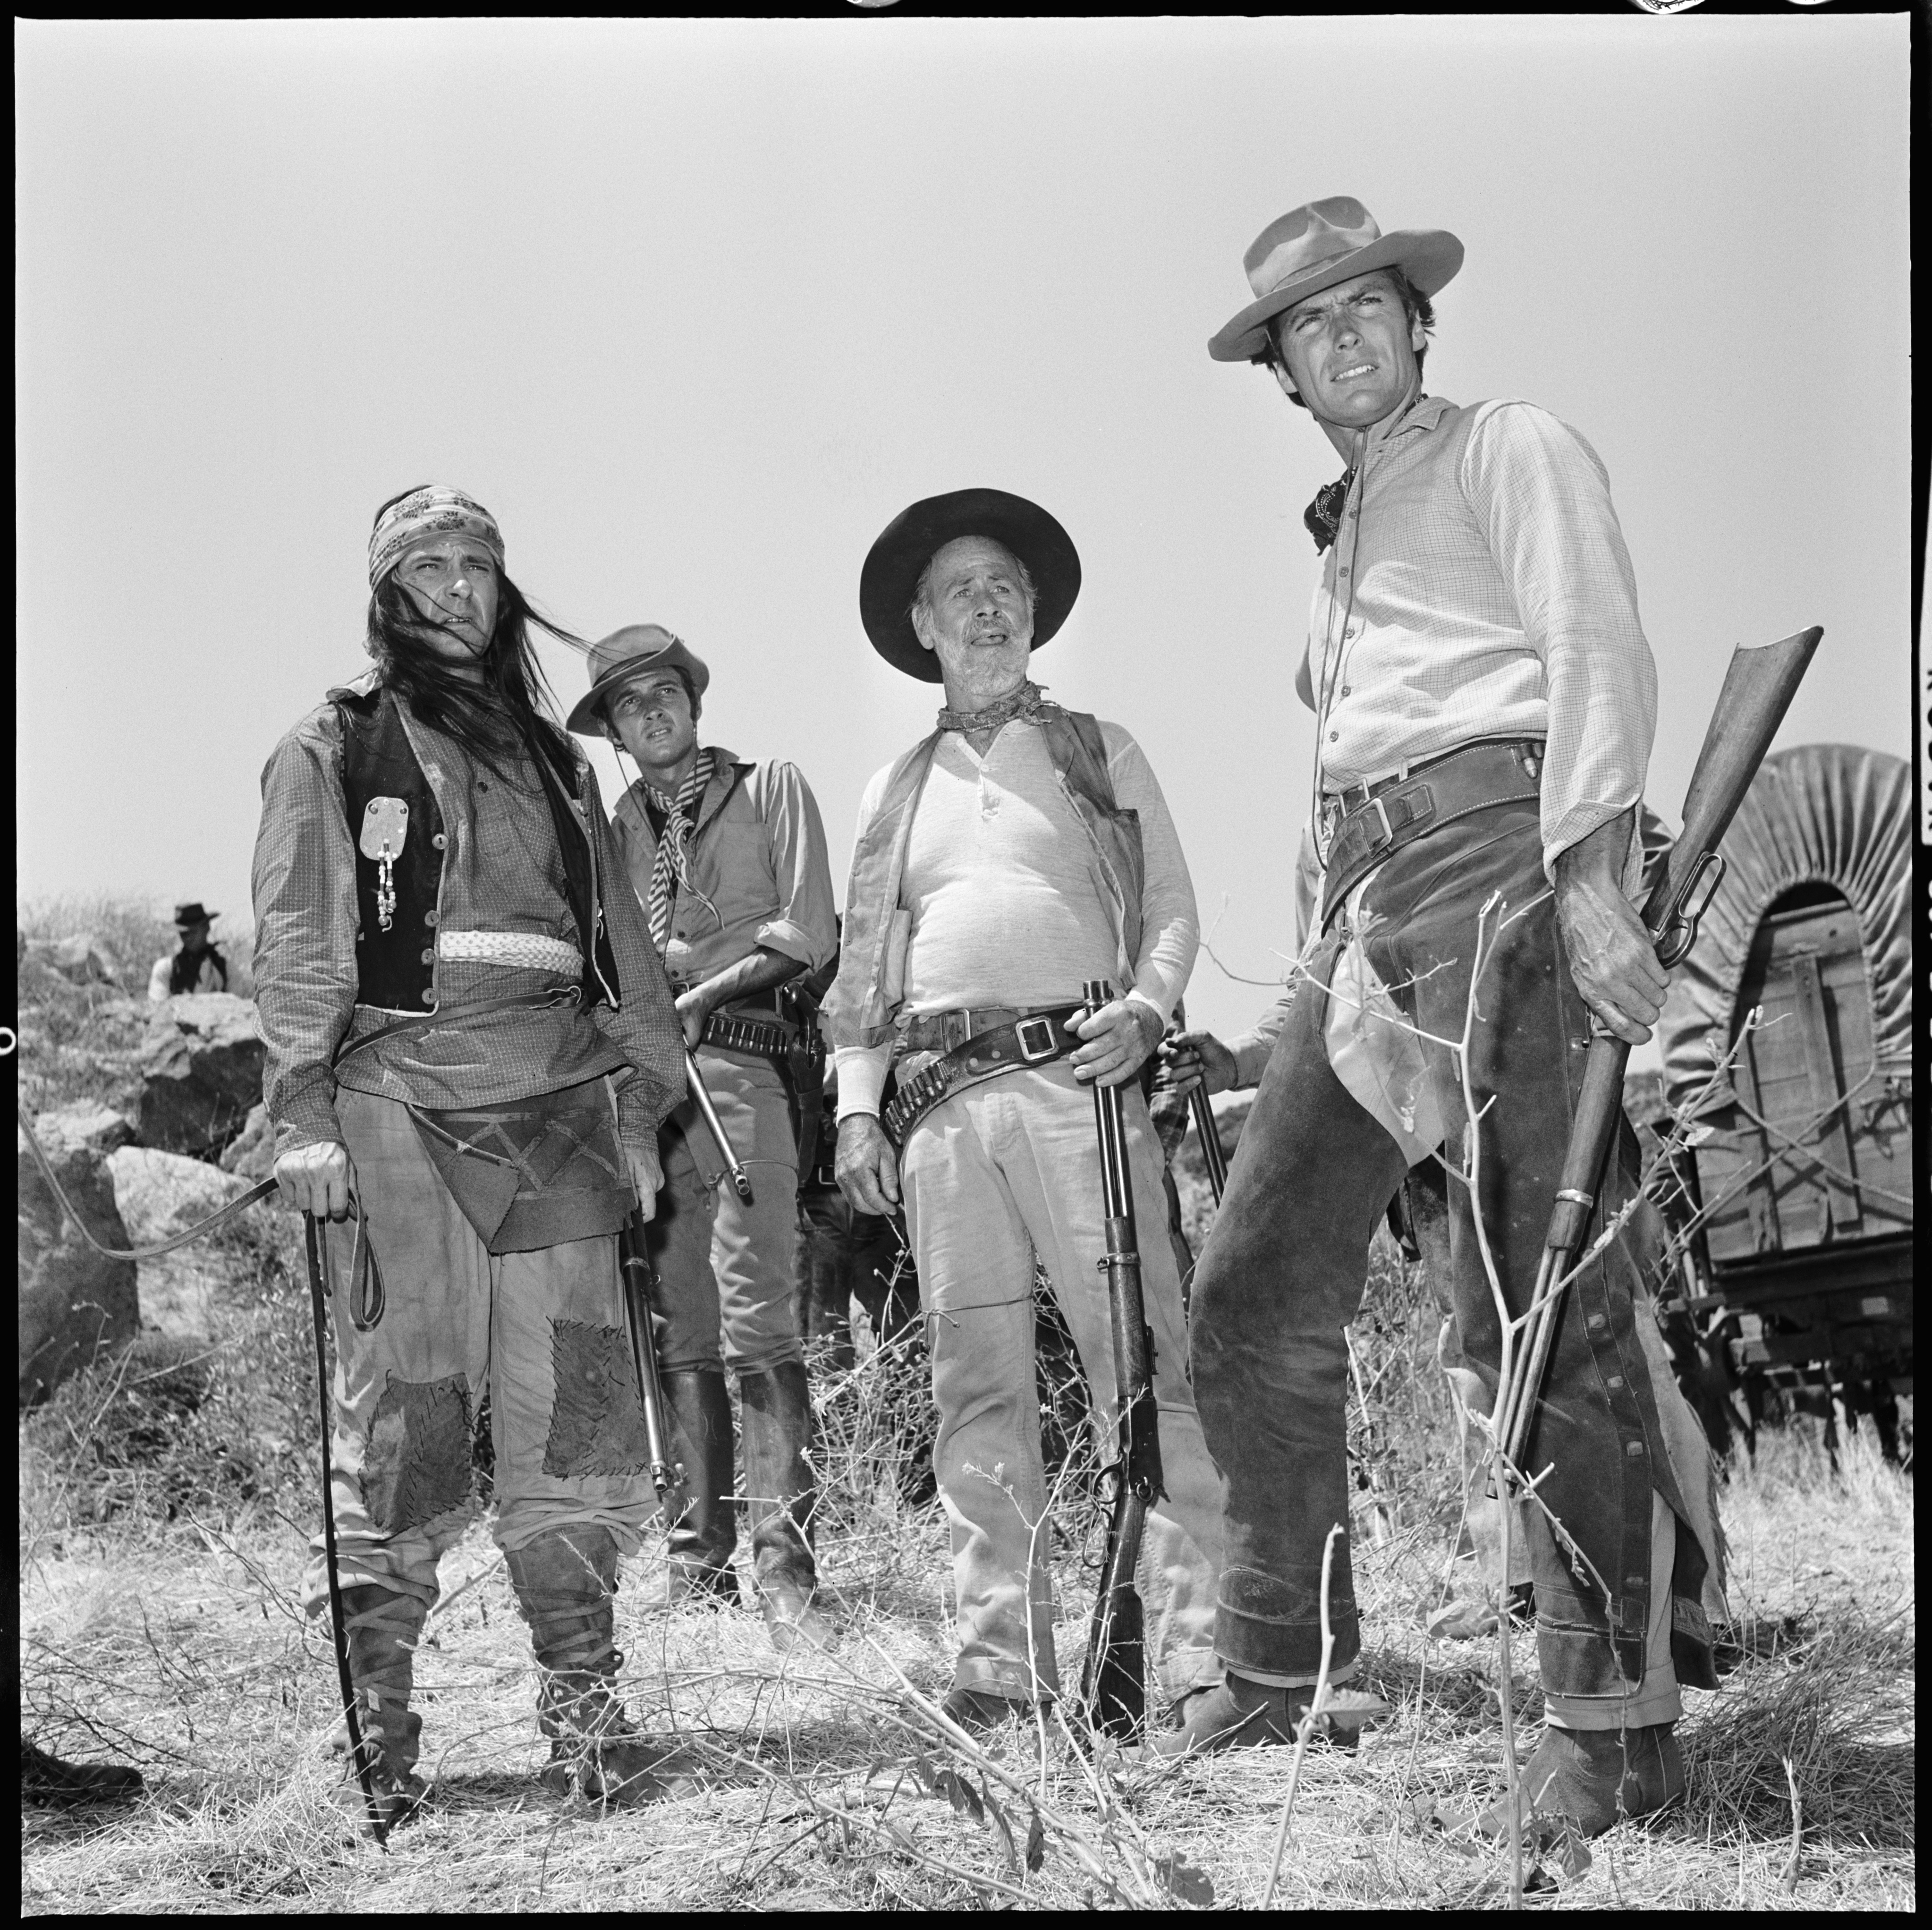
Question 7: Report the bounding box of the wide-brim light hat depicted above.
[566,624,712,737]
[1208,196,1463,364]
[860,488,1081,683]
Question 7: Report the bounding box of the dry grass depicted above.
[20,1245,1913,1913]
[16,933,1914,1912]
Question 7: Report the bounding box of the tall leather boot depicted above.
[504,1525,700,1807]
[739,1362,834,1654]
[331,1583,431,1832]
[661,1368,740,1606]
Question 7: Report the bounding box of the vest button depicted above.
[432,833,448,850]
[421,948,435,964]
[424,910,439,927]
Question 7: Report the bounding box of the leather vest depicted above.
[821,704,1145,1051]
[335,682,620,1014]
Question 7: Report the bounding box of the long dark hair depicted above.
[364,493,583,780]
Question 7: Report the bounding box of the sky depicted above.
[15,15,1912,1063]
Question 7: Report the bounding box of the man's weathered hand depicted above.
[1553,809,1669,1046]
[274,1140,355,1220]
[836,1114,901,1216]
[1071,997,1165,1088]
[1158,1029,1239,1098]
[627,1145,663,1224]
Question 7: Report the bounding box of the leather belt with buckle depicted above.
[1319,738,1544,935]
[882,1002,1085,1150]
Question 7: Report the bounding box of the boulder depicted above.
[18,1105,141,1404]
[106,1147,254,1247]
[20,931,123,986]
[219,1102,277,1181]
[135,993,266,1156]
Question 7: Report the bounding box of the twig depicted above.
[1779,1756,1803,1892]
[1260,1521,1342,1908]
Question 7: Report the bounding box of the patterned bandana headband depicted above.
[368,485,506,589]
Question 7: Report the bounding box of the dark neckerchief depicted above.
[936,679,1046,737]
[1305,471,1355,554]
[1304,390,1430,553]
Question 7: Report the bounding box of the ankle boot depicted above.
[1150,1672,1387,1758]
[1477,1721,1685,1839]
[738,1362,834,1654]
[331,1583,431,1831]
[504,1526,700,1807]
[661,1368,740,1605]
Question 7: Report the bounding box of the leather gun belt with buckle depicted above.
[1319,737,1545,935]
[882,1003,1086,1151]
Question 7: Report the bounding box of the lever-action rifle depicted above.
[1077,978,1168,1741]
[1491,626,1822,1481]
[617,1207,680,1499]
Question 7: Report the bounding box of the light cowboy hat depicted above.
[566,624,712,737]
[860,487,1081,683]
[1207,196,1463,364]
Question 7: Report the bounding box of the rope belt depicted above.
[437,930,585,976]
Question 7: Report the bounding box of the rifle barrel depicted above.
[1189,1084,1227,1206]
[684,1046,755,1204]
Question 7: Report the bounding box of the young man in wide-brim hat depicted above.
[570,622,840,1653]
[1161,198,1728,1832]
[825,487,1227,1730]
[252,485,694,1824]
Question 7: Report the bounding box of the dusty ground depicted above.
[20,1250,1914,1913]
[17,896,1915,1911]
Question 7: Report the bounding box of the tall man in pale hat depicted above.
[1163,200,1728,1834]
[253,485,692,1824]
[827,488,1226,1729]
[569,624,839,1651]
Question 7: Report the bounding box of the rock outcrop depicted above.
[135,994,266,1156]
[18,1104,140,1404]
[106,1146,254,1247]
[19,932,123,987]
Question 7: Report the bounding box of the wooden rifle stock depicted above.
[1077,980,1168,1741]
[618,1208,679,1499]
[1493,627,1822,1478]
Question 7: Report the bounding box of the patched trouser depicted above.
[900,1060,1225,1705]
[1189,801,1724,1726]
[300,1088,657,1617]
[650,1048,803,1374]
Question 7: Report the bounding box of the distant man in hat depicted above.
[569,625,839,1651]
[825,489,1226,1730]
[1163,199,1727,1834]
[148,901,250,1001]
[252,485,691,1826]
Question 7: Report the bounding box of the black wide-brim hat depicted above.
[860,488,1081,683]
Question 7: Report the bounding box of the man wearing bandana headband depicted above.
[1158,201,1728,1838]
[823,489,1227,1733]
[251,485,691,1826]
[568,626,838,1651]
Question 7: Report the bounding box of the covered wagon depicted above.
[1647,743,1912,1452]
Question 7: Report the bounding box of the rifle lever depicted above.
[1654,850,1726,968]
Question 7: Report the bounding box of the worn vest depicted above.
[821,705,1145,1051]
[335,681,620,1014]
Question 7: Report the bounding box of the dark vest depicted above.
[169,945,228,996]
[335,683,620,1014]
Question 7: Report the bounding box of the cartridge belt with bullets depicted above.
[881,1003,1087,1152]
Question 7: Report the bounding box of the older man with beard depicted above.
[826,488,1225,1732]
